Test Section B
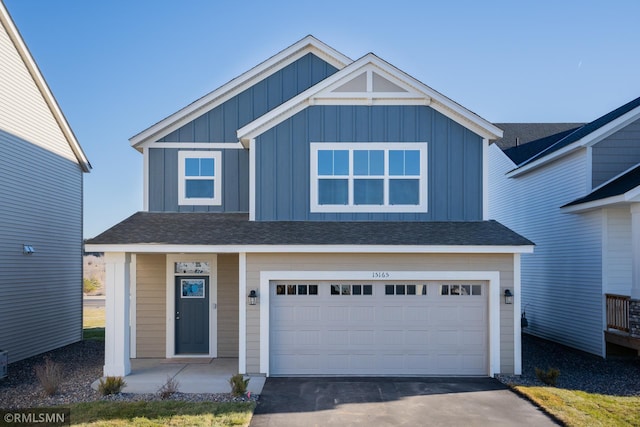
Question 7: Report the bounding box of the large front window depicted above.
[310,143,427,213]
[178,151,222,205]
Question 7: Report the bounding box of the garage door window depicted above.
[331,284,373,295]
[385,284,427,295]
[276,284,318,295]
[440,284,482,296]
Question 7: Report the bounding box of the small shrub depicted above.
[35,358,64,396]
[98,376,126,395]
[229,373,250,397]
[83,277,101,293]
[535,367,560,386]
[158,375,180,399]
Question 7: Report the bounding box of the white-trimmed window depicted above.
[178,151,222,205]
[310,142,427,213]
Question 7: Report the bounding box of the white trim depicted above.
[142,148,149,211]
[129,254,137,359]
[238,253,247,374]
[0,3,91,172]
[103,252,131,376]
[130,36,352,148]
[513,253,521,375]
[259,270,502,377]
[177,151,222,206]
[238,53,503,145]
[601,210,609,357]
[86,243,535,255]
[165,254,218,358]
[249,139,256,221]
[507,105,640,178]
[309,142,428,213]
[562,194,628,213]
[483,138,489,220]
[585,146,593,193]
[140,142,244,150]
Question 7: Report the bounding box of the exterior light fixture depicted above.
[248,290,258,306]
[22,245,35,255]
[504,289,513,304]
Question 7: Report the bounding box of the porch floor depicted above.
[94,358,265,395]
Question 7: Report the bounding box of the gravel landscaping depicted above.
[1,333,638,410]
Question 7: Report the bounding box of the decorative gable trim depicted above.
[0,3,91,172]
[237,53,503,146]
[130,36,353,151]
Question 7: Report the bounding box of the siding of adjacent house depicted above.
[254,105,484,221]
[135,254,166,357]
[245,252,515,375]
[591,118,640,188]
[603,208,632,296]
[217,254,239,357]
[488,144,604,356]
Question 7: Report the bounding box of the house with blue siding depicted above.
[0,2,91,364]
[86,36,533,378]
[489,96,640,357]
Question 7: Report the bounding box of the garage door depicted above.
[270,281,487,376]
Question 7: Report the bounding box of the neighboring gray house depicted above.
[489,96,640,357]
[0,2,91,363]
[86,36,533,379]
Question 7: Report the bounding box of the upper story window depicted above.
[310,142,427,213]
[178,151,222,205]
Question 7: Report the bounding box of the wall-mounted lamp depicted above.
[504,289,513,304]
[23,245,35,255]
[248,290,258,306]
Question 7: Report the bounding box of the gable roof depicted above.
[238,53,503,144]
[86,212,534,249]
[130,35,353,150]
[0,2,91,172]
[562,162,640,212]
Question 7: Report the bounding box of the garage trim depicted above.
[259,270,501,376]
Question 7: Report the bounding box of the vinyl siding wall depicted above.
[488,144,604,356]
[591,118,640,188]
[0,130,83,363]
[245,253,515,375]
[255,105,484,221]
[603,208,632,296]
[135,254,166,357]
[217,254,239,357]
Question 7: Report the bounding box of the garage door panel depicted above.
[270,280,487,376]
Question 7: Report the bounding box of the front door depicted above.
[175,276,209,354]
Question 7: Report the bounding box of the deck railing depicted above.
[606,294,630,333]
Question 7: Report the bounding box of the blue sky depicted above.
[5,0,640,238]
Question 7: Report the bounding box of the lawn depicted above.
[70,400,255,426]
[83,306,105,341]
[515,386,640,427]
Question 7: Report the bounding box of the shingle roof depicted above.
[563,163,640,207]
[86,212,534,247]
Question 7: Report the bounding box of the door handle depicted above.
[176,311,180,320]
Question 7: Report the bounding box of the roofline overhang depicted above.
[0,2,91,172]
[506,105,640,179]
[85,243,534,254]
[129,36,353,151]
[562,186,640,214]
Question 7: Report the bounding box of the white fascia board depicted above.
[238,54,502,145]
[0,3,91,172]
[130,36,352,150]
[139,142,245,150]
[508,106,640,179]
[85,243,534,254]
[561,195,626,214]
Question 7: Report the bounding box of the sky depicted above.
[4,0,640,238]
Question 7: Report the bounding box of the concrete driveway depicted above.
[250,377,558,427]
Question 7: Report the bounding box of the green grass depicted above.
[69,401,255,426]
[515,386,640,427]
[83,306,105,341]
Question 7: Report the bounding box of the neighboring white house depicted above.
[489,97,640,357]
[86,36,533,379]
[0,2,91,363]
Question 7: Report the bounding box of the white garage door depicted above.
[270,281,487,376]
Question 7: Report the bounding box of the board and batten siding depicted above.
[488,144,604,356]
[591,118,640,188]
[244,253,515,375]
[135,254,166,357]
[159,53,339,143]
[254,105,484,221]
[603,207,632,296]
[148,148,249,212]
[217,254,239,357]
[0,130,83,362]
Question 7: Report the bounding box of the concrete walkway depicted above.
[92,358,265,395]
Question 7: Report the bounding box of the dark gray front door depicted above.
[175,276,209,354]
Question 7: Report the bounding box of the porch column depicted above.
[630,204,640,337]
[103,252,131,376]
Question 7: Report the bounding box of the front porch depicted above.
[94,358,265,394]
[605,294,640,355]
